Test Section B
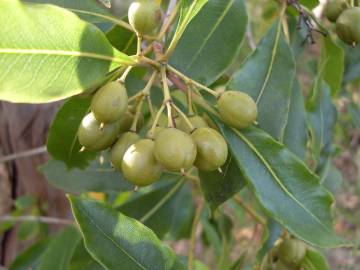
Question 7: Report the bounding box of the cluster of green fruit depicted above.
[77,81,257,187]
[273,238,307,270]
[324,0,360,46]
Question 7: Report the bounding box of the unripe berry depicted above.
[122,139,162,186]
[78,113,119,151]
[110,132,140,170]
[217,91,257,129]
[91,81,128,123]
[177,115,208,133]
[191,127,228,171]
[128,0,161,36]
[278,238,307,266]
[336,7,360,46]
[324,0,349,22]
[154,128,197,171]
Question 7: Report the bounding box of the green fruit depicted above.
[324,0,349,22]
[122,139,162,186]
[146,126,164,139]
[217,91,257,129]
[128,0,161,36]
[336,7,360,45]
[118,110,144,133]
[278,238,307,266]
[275,260,292,270]
[91,81,128,123]
[110,132,140,170]
[78,112,119,151]
[191,127,228,171]
[177,115,208,133]
[154,128,197,171]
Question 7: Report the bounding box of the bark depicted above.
[0,102,70,266]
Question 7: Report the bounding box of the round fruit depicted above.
[278,238,307,266]
[128,0,161,36]
[336,7,360,45]
[78,112,119,151]
[154,128,197,171]
[118,110,144,133]
[191,127,228,171]
[122,139,162,186]
[275,260,292,270]
[91,81,128,123]
[110,132,140,170]
[324,0,349,22]
[146,126,164,139]
[217,91,257,129]
[177,115,208,133]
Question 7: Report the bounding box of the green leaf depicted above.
[40,159,133,193]
[24,0,129,26]
[170,0,247,85]
[229,20,296,139]
[299,0,319,9]
[214,119,347,248]
[257,219,282,260]
[69,196,186,270]
[320,36,344,96]
[47,96,95,169]
[39,226,81,270]
[70,241,103,270]
[344,46,360,83]
[0,0,134,103]
[320,160,342,195]
[349,102,360,128]
[10,239,49,270]
[106,25,137,55]
[307,80,337,168]
[282,80,308,160]
[118,175,193,239]
[198,157,246,211]
[301,248,330,270]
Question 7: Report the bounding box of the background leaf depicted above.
[47,96,95,169]
[40,159,134,193]
[118,175,193,239]
[170,0,248,85]
[0,0,133,103]
[106,25,137,55]
[301,248,330,270]
[198,157,246,211]
[256,219,282,260]
[69,196,186,270]
[282,80,308,160]
[10,239,50,270]
[229,20,296,139]
[70,241,103,270]
[38,226,81,270]
[320,36,344,96]
[215,119,347,248]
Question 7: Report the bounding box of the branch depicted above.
[0,146,47,163]
[233,195,266,225]
[0,215,74,225]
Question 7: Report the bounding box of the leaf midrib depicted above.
[255,19,282,104]
[0,49,133,65]
[76,204,148,270]
[231,128,334,235]
[183,0,235,73]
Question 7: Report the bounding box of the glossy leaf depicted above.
[69,196,186,270]
[70,241,103,270]
[198,157,246,211]
[10,239,49,270]
[0,0,134,103]
[106,25,137,55]
[301,248,330,270]
[47,96,95,169]
[170,0,247,85]
[118,175,193,239]
[257,219,282,260]
[320,160,342,195]
[229,20,296,139]
[38,226,81,270]
[307,80,337,168]
[214,119,347,247]
[40,159,133,193]
[24,0,127,26]
[320,36,344,96]
[282,80,308,160]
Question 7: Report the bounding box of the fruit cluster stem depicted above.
[130,96,144,132]
[172,103,195,132]
[149,104,165,138]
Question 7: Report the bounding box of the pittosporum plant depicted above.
[0,0,358,269]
